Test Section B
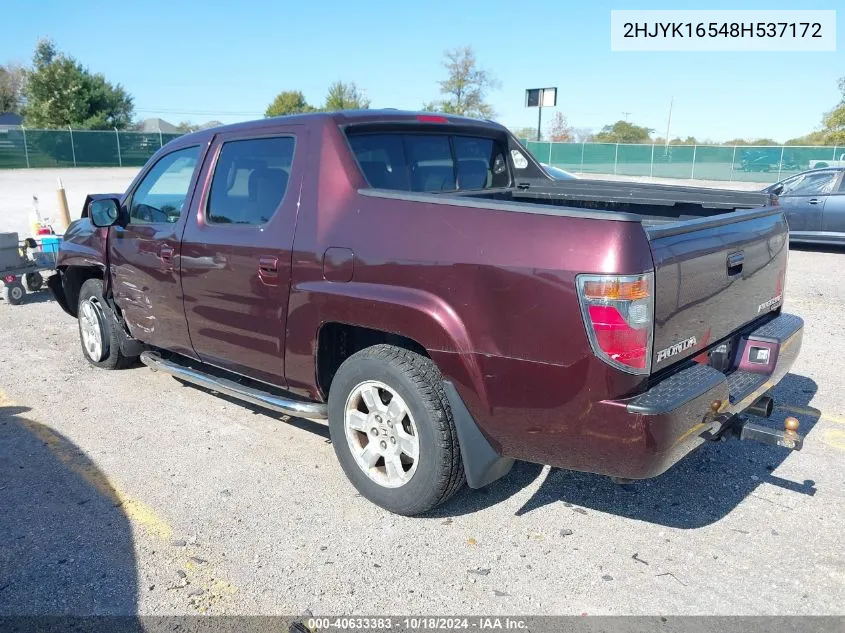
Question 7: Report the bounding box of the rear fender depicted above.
[286,280,511,486]
[286,280,487,406]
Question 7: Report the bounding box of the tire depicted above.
[77,278,137,369]
[328,344,466,516]
[3,282,25,305]
[24,273,43,292]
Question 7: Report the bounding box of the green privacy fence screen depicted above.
[1,128,843,183]
[523,140,844,183]
[0,128,184,169]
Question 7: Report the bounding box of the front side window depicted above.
[130,146,201,224]
[207,136,295,225]
[347,132,509,192]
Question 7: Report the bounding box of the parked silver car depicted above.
[541,163,578,180]
[763,167,845,245]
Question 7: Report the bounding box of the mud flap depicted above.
[47,272,73,316]
[443,380,514,489]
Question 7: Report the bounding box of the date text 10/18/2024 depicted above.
[305,617,528,630]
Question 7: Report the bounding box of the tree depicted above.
[323,81,370,111]
[176,121,199,133]
[265,90,316,117]
[511,126,540,141]
[593,120,653,143]
[424,46,499,118]
[784,131,827,146]
[819,76,845,145]
[0,64,25,113]
[22,39,133,129]
[723,137,779,146]
[571,127,594,142]
[546,111,573,142]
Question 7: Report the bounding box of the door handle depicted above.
[258,256,280,285]
[727,251,744,277]
[258,256,279,273]
[159,245,175,262]
[808,198,822,205]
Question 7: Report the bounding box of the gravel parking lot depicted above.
[1,170,844,617]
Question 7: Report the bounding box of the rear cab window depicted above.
[347,130,510,192]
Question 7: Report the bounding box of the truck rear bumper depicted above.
[595,312,803,479]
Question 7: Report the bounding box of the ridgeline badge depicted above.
[656,336,697,363]
[758,294,782,313]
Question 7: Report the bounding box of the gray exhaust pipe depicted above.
[746,395,774,418]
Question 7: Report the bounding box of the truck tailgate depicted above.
[647,207,789,373]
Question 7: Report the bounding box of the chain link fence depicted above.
[522,140,844,183]
[2,128,843,184]
[0,128,184,169]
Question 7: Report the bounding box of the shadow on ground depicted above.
[171,377,330,439]
[1,288,55,306]
[790,243,845,254]
[156,365,820,529]
[437,372,820,527]
[0,403,138,615]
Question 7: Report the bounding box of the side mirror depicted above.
[771,184,784,196]
[88,198,121,228]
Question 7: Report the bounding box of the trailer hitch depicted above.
[732,415,803,451]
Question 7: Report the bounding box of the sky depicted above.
[1,0,842,143]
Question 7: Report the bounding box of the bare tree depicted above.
[424,47,500,118]
[546,112,574,142]
[571,127,594,142]
[0,63,26,113]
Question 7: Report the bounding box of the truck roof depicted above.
[175,109,506,145]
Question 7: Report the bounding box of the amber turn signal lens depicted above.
[581,277,651,301]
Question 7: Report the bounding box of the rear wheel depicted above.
[2,282,25,305]
[328,345,465,515]
[77,278,137,369]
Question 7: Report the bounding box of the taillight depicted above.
[416,114,449,123]
[577,272,654,375]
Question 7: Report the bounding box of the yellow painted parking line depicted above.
[822,429,845,451]
[1,388,172,539]
[778,404,845,426]
[0,388,238,611]
[20,418,174,540]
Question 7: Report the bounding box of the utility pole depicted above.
[664,97,674,149]
[622,111,631,121]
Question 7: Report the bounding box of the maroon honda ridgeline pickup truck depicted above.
[50,110,804,515]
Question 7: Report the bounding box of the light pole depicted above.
[664,97,674,149]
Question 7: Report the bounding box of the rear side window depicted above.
[207,136,295,225]
[348,133,509,192]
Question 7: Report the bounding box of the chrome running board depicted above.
[140,351,328,420]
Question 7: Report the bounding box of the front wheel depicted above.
[77,278,137,369]
[328,345,465,515]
